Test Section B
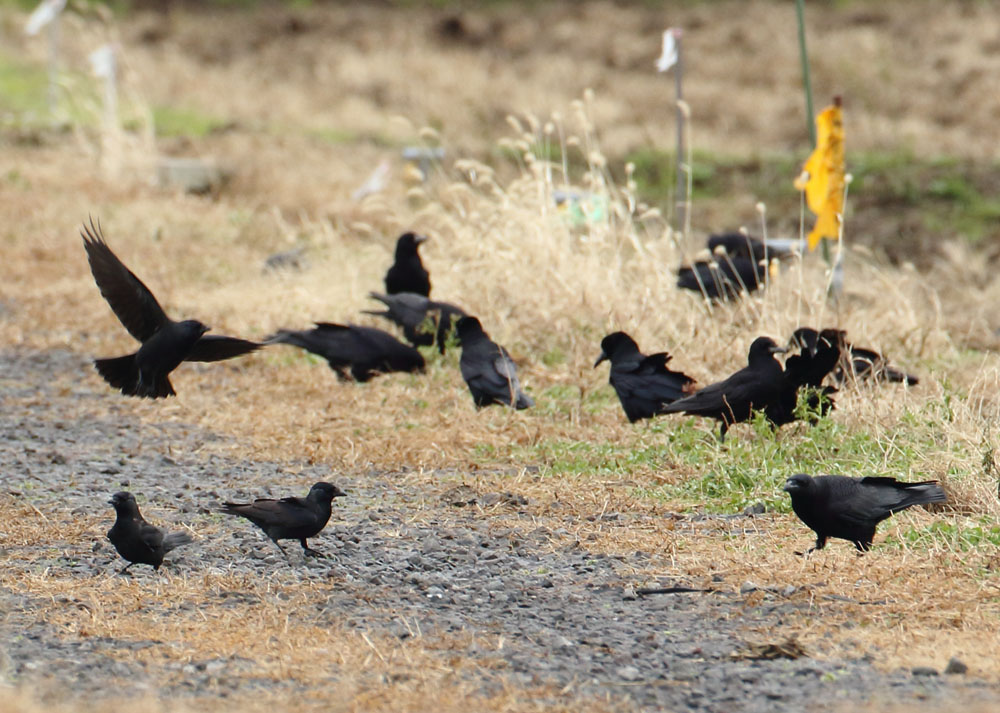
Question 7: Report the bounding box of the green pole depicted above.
[796,0,815,146]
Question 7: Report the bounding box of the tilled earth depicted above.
[2,349,997,712]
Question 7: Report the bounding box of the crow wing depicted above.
[82,218,171,342]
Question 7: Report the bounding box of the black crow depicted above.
[839,344,919,386]
[364,291,466,353]
[783,473,946,553]
[107,491,192,573]
[385,232,431,296]
[456,316,533,409]
[220,482,346,558]
[661,336,787,440]
[82,219,261,398]
[677,257,767,300]
[766,327,843,426]
[594,332,696,423]
[267,323,425,382]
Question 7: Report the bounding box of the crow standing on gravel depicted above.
[220,482,347,558]
[660,336,787,440]
[783,473,946,553]
[594,332,696,423]
[385,232,431,296]
[456,316,534,409]
[82,219,261,398]
[267,323,425,382]
[107,491,192,573]
[364,291,466,353]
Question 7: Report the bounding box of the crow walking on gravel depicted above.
[82,218,261,398]
[661,336,787,440]
[107,491,192,574]
[456,316,533,409]
[220,482,346,558]
[364,291,466,353]
[385,232,431,296]
[267,323,425,382]
[594,332,695,423]
[783,473,946,553]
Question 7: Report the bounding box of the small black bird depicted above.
[107,491,192,574]
[594,332,696,423]
[784,473,946,553]
[364,291,466,353]
[677,257,767,300]
[456,316,533,409]
[82,219,261,398]
[661,336,787,440]
[385,232,431,296]
[267,323,425,382]
[677,233,785,300]
[220,482,347,558]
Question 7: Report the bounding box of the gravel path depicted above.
[2,348,997,711]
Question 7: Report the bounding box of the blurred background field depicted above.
[2,0,1000,710]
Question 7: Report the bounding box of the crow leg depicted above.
[300,539,326,558]
[118,562,136,575]
[268,538,290,559]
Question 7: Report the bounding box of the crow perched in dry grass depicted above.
[677,233,786,300]
[661,336,787,440]
[107,491,192,574]
[385,232,431,296]
[267,323,425,382]
[82,218,260,398]
[221,482,347,558]
[456,316,533,409]
[783,473,946,553]
[364,291,466,353]
[594,331,695,423]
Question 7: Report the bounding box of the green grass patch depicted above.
[152,105,229,138]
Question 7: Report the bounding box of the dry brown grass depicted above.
[3,2,1000,710]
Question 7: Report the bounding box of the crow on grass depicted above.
[456,316,533,410]
[385,232,431,297]
[107,491,192,574]
[594,331,695,423]
[783,473,946,553]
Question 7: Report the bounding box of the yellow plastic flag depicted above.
[794,103,845,251]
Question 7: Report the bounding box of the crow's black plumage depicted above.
[661,336,787,440]
[221,482,346,557]
[385,232,431,296]
[267,323,425,382]
[783,473,946,553]
[107,491,192,573]
[676,257,767,300]
[456,316,533,409]
[594,332,696,423]
[364,291,466,353]
[82,219,261,398]
[677,232,789,300]
[839,343,919,386]
[766,327,843,426]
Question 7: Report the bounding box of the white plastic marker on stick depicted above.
[25,0,67,117]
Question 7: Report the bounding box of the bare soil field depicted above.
[2,1,1000,712]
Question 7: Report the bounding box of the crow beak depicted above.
[782,479,796,492]
[414,235,428,245]
[770,345,788,355]
[593,351,608,368]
